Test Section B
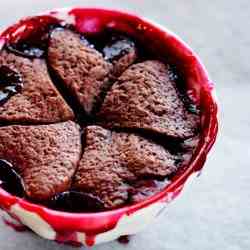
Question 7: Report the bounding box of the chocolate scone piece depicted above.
[48,28,112,114]
[0,50,74,124]
[0,121,81,201]
[73,126,179,209]
[98,60,200,139]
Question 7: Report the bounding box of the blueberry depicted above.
[49,191,105,213]
[0,66,23,105]
[0,159,25,197]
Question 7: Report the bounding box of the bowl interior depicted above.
[0,7,218,233]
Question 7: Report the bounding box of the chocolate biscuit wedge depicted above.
[0,50,74,124]
[73,126,179,209]
[98,60,200,139]
[0,121,81,201]
[48,29,112,114]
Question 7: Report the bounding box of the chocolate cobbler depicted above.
[0,17,200,212]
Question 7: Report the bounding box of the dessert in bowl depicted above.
[0,7,218,247]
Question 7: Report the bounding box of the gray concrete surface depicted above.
[0,0,249,249]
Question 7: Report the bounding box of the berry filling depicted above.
[102,35,136,62]
[4,16,60,58]
[0,65,23,105]
[0,15,201,212]
[0,160,25,197]
[48,191,105,213]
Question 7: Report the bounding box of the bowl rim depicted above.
[0,6,218,220]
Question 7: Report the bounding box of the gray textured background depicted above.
[0,0,249,249]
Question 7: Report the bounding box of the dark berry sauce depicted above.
[102,35,136,61]
[0,65,23,105]
[48,191,105,213]
[0,159,25,197]
[170,66,200,115]
[4,16,61,58]
[6,44,46,58]
[83,29,142,60]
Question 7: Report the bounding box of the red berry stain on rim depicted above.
[0,8,218,247]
